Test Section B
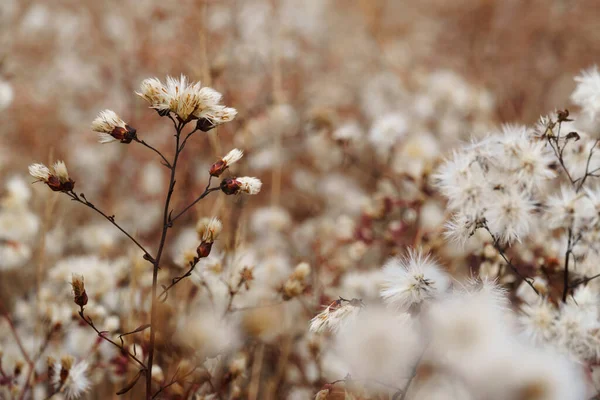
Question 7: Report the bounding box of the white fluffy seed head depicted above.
[136,77,168,111]
[136,75,236,124]
[236,177,262,195]
[571,65,600,120]
[380,248,450,311]
[52,161,70,183]
[483,187,535,245]
[91,109,127,133]
[222,148,244,166]
[28,163,51,181]
[196,217,223,243]
[309,298,363,333]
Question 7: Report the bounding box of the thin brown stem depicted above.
[158,258,201,301]
[146,120,184,399]
[133,137,171,168]
[576,139,600,192]
[570,272,600,289]
[78,308,147,371]
[168,176,217,226]
[484,226,539,296]
[19,326,57,400]
[178,127,199,152]
[66,191,154,263]
[152,367,197,399]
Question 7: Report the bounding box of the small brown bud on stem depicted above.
[197,241,213,258]
[71,274,88,308]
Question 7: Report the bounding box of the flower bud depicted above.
[209,149,244,177]
[220,177,241,195]
[196,117,216,132]
[29,161,75,192]
[71,274,88,308]
[220,177,262,195]
[92,110,137,144]
[197,241,213,259]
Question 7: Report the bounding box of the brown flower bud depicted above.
[71,274,88,308]
[209,160,227,177]
[220,177,241,195]
[110,125,137,144]
[197,241,213,258]
[196,117,215,132]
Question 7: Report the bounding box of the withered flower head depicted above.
[91,109,137,144]
[196,217,223,243]
[220,177,262,195]
[136,75,237,125]
[29,161,75,192]
[209,149,244,177]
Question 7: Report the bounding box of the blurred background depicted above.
[2,0,600,398]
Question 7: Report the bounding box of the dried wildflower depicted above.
[545,185,583,229]
[519,297,557,345]
[283,263,311,300]
[380,249,450,311]
[483,187,535,244]
[572,66,600,120]
[196,217,223,243]
[28,161,74,192]
[71,274,87,308]
[220,177,262,195]
[91,109,137,144]
[309,298,363,333]
[136,75,237,125]
[52,358,90,400]
[195,217,222,259]
[209,149,244,177]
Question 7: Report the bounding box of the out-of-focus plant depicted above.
[26,75,261,399]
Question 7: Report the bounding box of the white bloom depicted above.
[136,77,166,110]
[554,302,600,359]
[571,66,600,120]
[52,160,70,183]
[196,217,223,243]
[519,297,557,344]
[52,360,90,400]
[136,75,237,124]
[443,212,480,247]
[236,177,262,195]
[91,109,127,133]
[28,163,51,181]
[222,148,244,166]
[331,308,421,384]
[483,187,535,244]
[434,151,487,216]
[368,113,408,157]
[545,185,584,229]
[380,249,450,311]
[309,298,362,333]
[501,134,555,189]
